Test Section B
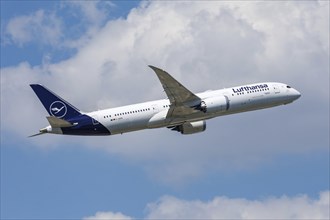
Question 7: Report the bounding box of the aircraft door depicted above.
[273,84,280,94]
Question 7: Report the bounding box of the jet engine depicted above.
[169,120,206,135]
[196,96,229,113]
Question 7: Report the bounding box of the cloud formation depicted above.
[83,211,132,220]
[1,1,329,185]
[147,191,330,219]
[3,1,114,49]
[84,191,329,219]
[5,10,62,47]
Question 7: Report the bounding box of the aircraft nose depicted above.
[292,88,301,100]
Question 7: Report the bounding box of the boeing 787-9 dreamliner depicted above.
[30,65,301,137]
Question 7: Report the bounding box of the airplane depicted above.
[29,65,301,137]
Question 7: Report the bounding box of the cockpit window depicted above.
[286,85,291,88]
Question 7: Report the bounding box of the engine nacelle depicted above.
[199,96,229,113]
[171,120,206,135]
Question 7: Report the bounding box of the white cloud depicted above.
[64,1,114,26]
[3,1,115,49]
[59,1,116,49]
[5,9,62,47]
[83,211,132,220]
[84,191,329,219]
[146,191,330,219]
[1,1,329,185]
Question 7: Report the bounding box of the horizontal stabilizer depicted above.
[28,132,46,138]
[46,116,74,128]
[28,127,48,138]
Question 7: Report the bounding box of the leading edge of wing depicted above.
[148,65,201,107]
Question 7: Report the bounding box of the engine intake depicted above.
[196,96,229,113]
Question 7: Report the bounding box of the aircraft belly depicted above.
[225,94,286,115]
[61,114,111,135]
[108,115,151,134]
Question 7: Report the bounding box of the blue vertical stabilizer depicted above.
[30,84,82,120]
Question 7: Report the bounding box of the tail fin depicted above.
[30,84,82,120]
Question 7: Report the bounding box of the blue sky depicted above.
[1,1,329,219]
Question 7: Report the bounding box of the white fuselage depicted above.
[83,82,300,135]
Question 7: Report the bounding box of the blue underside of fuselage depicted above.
[60,114,110,136]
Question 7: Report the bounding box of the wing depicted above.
[149,65,201,118]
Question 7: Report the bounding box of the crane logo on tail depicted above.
[49,101,67,118]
